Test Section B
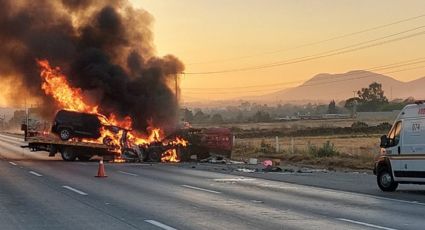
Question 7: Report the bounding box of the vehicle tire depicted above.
[148,150,161,162]
[377,168,398,192]
[59,128,72,141]
[78,155,91,161]
[61,148,77,161]
[138,149,148,162]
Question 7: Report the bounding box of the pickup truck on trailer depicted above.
[21,110,144,162]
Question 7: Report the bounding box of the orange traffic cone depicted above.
[95,159,107,178]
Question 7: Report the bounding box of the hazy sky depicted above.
[132,0,425,101]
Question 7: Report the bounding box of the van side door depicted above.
[397,118,425,181]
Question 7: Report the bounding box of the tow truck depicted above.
[22,127,185,162]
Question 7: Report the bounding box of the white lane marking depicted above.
[118,171,138,176]
[29,171,43,177]
[337,218,398,230]
[236,174,425,206]
[9,161,17,166]
[366,194,425,206]
[213,178,256,182]
[250,200,264,203]
[181,185,221,194]
[62,186,88,196]
[312,185,425,206]
[144,220,177,230]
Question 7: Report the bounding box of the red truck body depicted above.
[199,128,233,156]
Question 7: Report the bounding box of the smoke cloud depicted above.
[0,0,184,131]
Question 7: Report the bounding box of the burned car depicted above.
[52,110,116,141]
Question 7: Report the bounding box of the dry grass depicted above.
[192,118,391,130]
[231,135,378,170]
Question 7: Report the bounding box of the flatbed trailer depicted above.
[24,136,119,161]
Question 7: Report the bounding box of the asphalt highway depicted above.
[1,133,425,230]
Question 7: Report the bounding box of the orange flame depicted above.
[37,59,98,114]
[161,149,180,163]
[169,137,188,147]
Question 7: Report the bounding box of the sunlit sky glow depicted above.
[133,0,425,101]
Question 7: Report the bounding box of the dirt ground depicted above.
[231,135,380,170]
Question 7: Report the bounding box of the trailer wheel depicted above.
[61,148,77,161]
[377,168,398,192]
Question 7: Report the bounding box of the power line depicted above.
[186,13,425,65]
[183,65,425,95]
[183,57,425,92]
[184,26,425,75]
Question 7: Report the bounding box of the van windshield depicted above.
[387,121,402,147]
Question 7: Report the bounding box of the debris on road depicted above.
[263,166,283,172]
[235,168,256,173]
[262,160,273,167]
[248,158,258,165]
[200,155,245,165]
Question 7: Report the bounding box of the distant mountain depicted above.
[257,70,425,103]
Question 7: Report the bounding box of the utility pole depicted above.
[175,74,179,103]
[24,96,28,141]
[175,74,180,128]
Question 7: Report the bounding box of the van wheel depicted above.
[377,168,398,192]
[61,148,77,161]
[59,128,72,141]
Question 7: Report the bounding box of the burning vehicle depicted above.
[25,118,188,163]
[52,110,109,141]
[23,60,189,163]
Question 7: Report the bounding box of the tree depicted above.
[193,110,209,123]
[235,111,244,122]
[210,113,224,124]
[344,97,359,109]
[345,82,388,112]
[251,111,271,122]
[327,100,338,114]
[182,108,194,122]
[357,82,388,104]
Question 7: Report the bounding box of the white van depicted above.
[374,101,425,191]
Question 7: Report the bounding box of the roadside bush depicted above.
[308,141,339,158]
[258,139,276,153]
[351,121,368,129]
[231,143,257,158]
[376,122,391,131]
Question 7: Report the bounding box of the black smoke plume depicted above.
[0,0,184,132]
